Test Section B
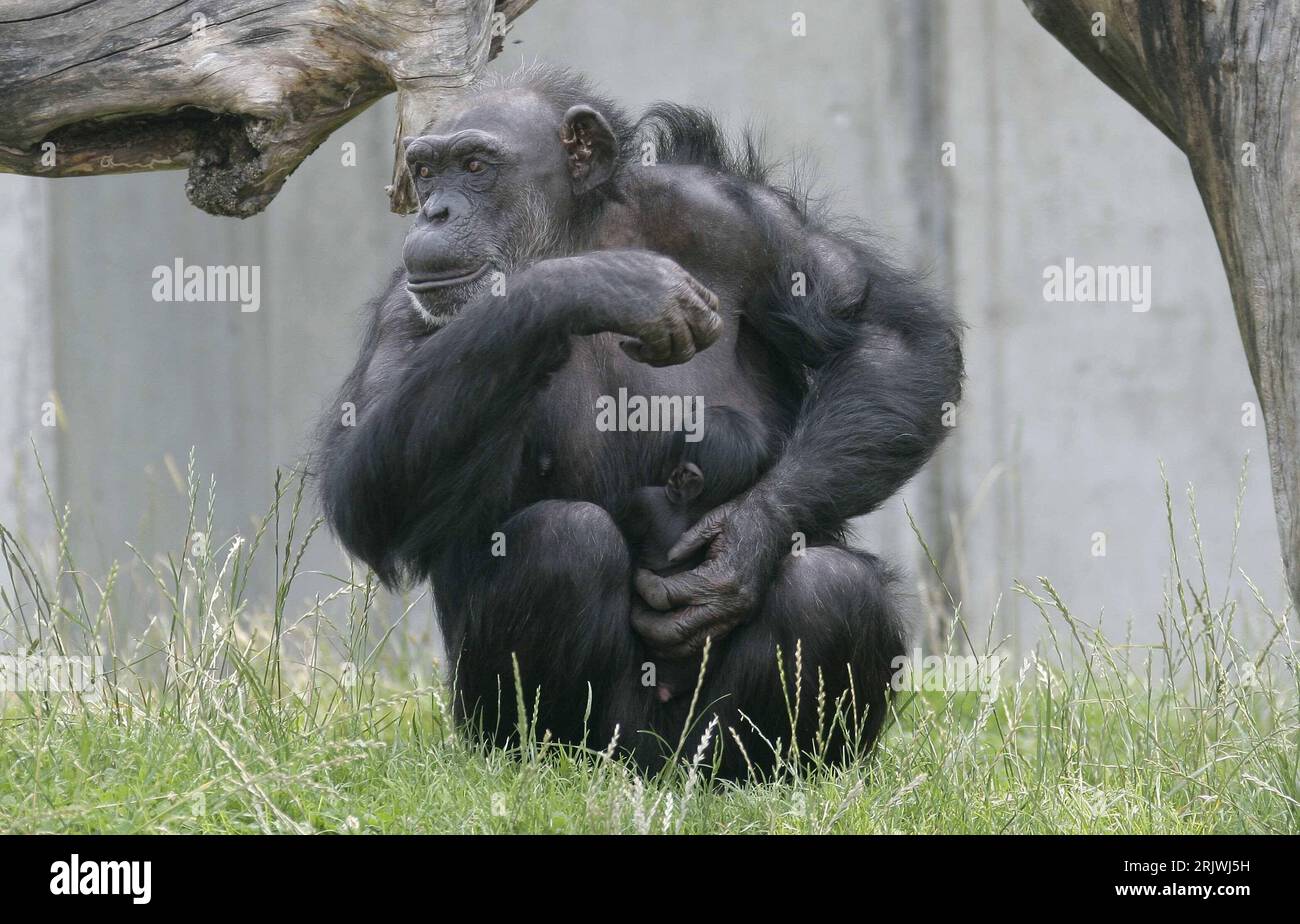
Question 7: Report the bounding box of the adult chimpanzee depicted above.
[316,65,962,778]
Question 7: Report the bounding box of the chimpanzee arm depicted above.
[317,250,720,586]
[749,230,964,525]
[633,216,963,659]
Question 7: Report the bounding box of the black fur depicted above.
[621,405,774,573]
[315,65,963,778]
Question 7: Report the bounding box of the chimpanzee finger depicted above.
[618,335,670,363]
[665,316,695,364]
[681,289,722,348]
[631,602,705,652]
[625,318,673,365]
[667,506,727,562]
[633,604,739,659]
[634,566,714,611]
[626,311,692,366]
[683,274,719,311]
[648,314,694,366]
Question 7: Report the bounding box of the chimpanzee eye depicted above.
[417,164,432,179]
[465,158,485,173]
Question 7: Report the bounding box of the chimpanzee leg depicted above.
[670,545,908,779]
[438,519,904,777]
[438,500,662,764]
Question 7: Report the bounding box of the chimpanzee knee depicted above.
[696,545,907,778]
[449,500,645,748]
[501,499,631,605]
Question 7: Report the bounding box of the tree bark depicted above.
[0,0,537,216]
[1022,0,1300,605]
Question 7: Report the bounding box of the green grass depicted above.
[0,451,1296,833]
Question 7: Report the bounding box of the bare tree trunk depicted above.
[0,0,537,216]
[1023,0,1300,605]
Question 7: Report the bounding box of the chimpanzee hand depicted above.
[553,250,723,366]
[631,492,787,659]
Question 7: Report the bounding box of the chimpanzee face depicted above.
[401,90,617,324]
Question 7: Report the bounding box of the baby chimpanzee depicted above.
[624,461,708,575]
[621,407,773,702]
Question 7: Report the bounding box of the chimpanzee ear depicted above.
[665,463,704,506]
[561,105,618,194]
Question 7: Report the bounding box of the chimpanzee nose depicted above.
[420,192,459,226]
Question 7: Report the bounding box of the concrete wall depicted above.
[0,180,56,548]
[0,0,1287,651]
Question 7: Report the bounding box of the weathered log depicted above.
[0,0,537,216]
[1022,0,1300,606]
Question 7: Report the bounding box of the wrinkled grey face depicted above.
[402,90,576,325]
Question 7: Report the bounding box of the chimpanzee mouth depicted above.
[406,264,490,292]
